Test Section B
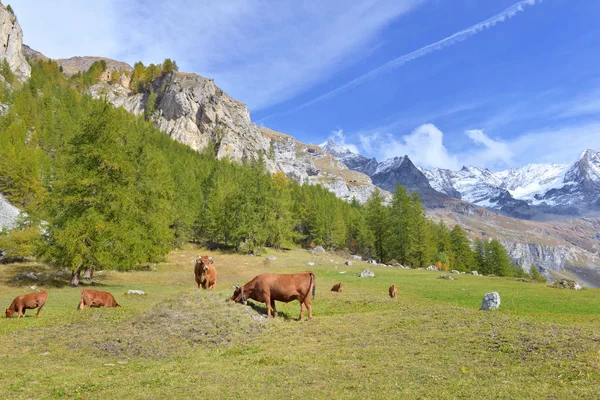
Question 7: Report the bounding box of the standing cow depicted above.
[389,284,398,299]
[5,291,48,318]
[194,255,217,290]
[78,288,120,310]
[232,272,316,320]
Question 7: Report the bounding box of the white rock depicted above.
[307,262,315,266]
[126,290,146,295]
[360,269,375,278]
[480,292,501,310]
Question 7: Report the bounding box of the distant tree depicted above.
[0,59,15,85]
[529,264,546,282]
[110,70,120,84]
[162,58,177,73]
[450,225,475,272]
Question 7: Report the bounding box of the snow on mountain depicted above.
[321,139,378,176]
[496,163,568,200]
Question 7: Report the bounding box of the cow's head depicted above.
[196,256,214,271]
[5,308,14,318]
[231,285,247,305]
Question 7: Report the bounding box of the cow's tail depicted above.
[309,272,316,299]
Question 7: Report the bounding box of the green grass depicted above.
[1,246,600,399]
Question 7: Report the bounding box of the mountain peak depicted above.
[320,139,357,158]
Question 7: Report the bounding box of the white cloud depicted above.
[359,124,459,169]
[13,1,424,111]
[462,129,514,167]
[324,129,360,154]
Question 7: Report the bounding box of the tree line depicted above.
[0,59,541,284]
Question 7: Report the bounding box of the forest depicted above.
[0,59,537,283]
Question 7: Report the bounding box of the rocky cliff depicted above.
[88,72,277,172]
[0,3,30,82]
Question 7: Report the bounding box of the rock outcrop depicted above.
[88,72,276,172]
[0,193,19,230]
[0,3,31,82]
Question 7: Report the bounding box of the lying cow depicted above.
[331,282,344,292]
[232,272,316,320]
[389,284,398,299]
[78,288,120,310]
[194,255,217,290]
[5,291,48,318]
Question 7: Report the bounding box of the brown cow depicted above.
[5,291,48,318]
[389,284,398,299]
[77,288,120,310]
[232,272,316,320]
[194,255,217,290]
[331,282,344,292]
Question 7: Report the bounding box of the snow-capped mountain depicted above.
[423,149,600,216]
[321,139,378,176]
[321,138,600,217]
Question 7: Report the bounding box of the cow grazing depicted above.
[389,284,398,299]
[232,272,316,320]
[194,255,217,290]
[78,288,120,310]
[331,282,344,292]
[5,291,48,318]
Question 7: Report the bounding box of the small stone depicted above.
[438,274,455,280]
[480,292,501,310]
[126,290,146,295]
[470,271,479,276]
[426,265,439,271]
[351,255,362,261]
[311,246,326,253]
[267,256,277,261]
[307,262,315,266]
[344,261,352,266]
[451,270,460,274]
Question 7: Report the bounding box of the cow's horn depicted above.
[233,284,239,289]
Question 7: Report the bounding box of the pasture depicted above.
[1,246,600,399]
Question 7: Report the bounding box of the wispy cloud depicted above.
[271,0,542,119]
[14,1,423,111]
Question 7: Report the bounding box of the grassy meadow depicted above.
[1,246,600,399]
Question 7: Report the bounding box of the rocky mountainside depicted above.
[0,4,30,82]
[87,72,277,172]
[264,129,385,203]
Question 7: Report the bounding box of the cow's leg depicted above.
[36,303,45,317]
[298,302,305,321]
[18,307,24,318]
[265,295,272,318]
[78,298,84,310]
[306,299,313,320]
[270,299,278,317]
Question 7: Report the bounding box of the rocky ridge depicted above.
[0,3,30,82]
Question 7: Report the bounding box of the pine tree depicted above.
[365,188,390,262]
[450,225,475,272]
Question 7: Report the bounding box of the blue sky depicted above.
[12,0,600,170]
